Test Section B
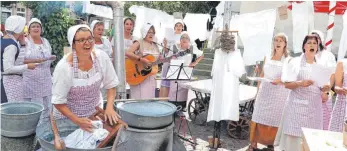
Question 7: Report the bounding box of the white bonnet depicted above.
[141,23,154,39]
[90,20,103,31]
[67,24,91,47]
[5,15,26,34]
[274,32,288,46]
[28,18,43,33]
[310,30,325,42]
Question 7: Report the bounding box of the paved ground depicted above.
[0,76,281,151]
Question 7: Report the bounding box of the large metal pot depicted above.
[116,122,174,151]
[116,101,177,129]
[1,102,43,137]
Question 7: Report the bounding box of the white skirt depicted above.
[274,109,303,151]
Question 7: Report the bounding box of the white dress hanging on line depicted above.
[207,49,246,122]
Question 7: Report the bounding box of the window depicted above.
[21,8,25,12]
[17,8,20,12]
[17,13,25,17]
[1,12,11,24]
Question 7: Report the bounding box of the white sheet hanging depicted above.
[183,13,210,41]
[128,5,175,41]
[292,1,315,53]
[338,11,347,60]
[208,49,246,122]
[230,9,277,65]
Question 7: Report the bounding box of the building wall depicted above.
[239,1,343,55]
[1,2,32,24]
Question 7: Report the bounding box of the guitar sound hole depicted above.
[141,68,152,76]
[133,74,137,77]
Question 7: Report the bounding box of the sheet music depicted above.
[164,28,175,46]
[311,64,335,87]
[247,76,273,83]
[166,60,193,79]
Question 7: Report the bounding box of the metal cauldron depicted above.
[116,101,178,129]
[1,102,44,137]
[36,119,114,151]
[115,122,174,151]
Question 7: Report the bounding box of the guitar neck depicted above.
[152,55,175,66]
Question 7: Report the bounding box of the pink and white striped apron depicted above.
[329,60,347,132]
[3,40,26,101]
[322,96,333,130]
[252,58,290,127]
[53,51,103,119]
[22,37,52,99]
[282,57,323,137]
[22,37,53,122]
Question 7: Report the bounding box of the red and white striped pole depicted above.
[325,1,337,52]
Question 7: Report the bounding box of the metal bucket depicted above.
[115,122,174,151]
[36,119,113,151]
[1,102,44,137]
[116,101,177,129]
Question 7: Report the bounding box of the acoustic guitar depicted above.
[126,50,190,86]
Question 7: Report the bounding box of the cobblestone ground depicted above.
[181,89,282,151]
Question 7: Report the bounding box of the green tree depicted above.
[22,1,75,68]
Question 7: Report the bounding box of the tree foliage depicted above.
[22,1,75,67]
[1,1,17,7]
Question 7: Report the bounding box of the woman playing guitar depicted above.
[125,23,160,99]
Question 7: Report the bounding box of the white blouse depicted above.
[94,37,113,58]
[166,44,203,65]
[51,50,119,104]
[2,45,28,74]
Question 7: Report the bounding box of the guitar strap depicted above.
[137,39,159,57]
[173,44,196,63]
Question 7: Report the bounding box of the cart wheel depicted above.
[227,116,250,139]
[187,98,207,125]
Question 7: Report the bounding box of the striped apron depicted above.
[53,51,103,119]
[282,57,323,137]
[329,60,347,132]
[252,58,290,127]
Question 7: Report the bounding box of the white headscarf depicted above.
[90,20,102,32]
[274,32,288,44]
[67,24,91,48]
[141,23,154,39]
[174,19,184,26]
[28,18,43,33]
[5,15,26,34]
[311,30,325,42]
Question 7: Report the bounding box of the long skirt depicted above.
[130,75,156,99]
[249,121,278,145]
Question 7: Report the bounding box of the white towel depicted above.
[230,9,277,65]
[64,121,109,149]
[338,11,347,60]
[129,5,174,42]
[292,1,315,53]
[183,13,210,41]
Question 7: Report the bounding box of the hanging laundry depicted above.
[338,11,347,60]
[128,5,174,41]
[183,13,210,41]
[292,1,315,53]
[230,9,277,65]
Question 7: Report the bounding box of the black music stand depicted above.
[165,62,196,146]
